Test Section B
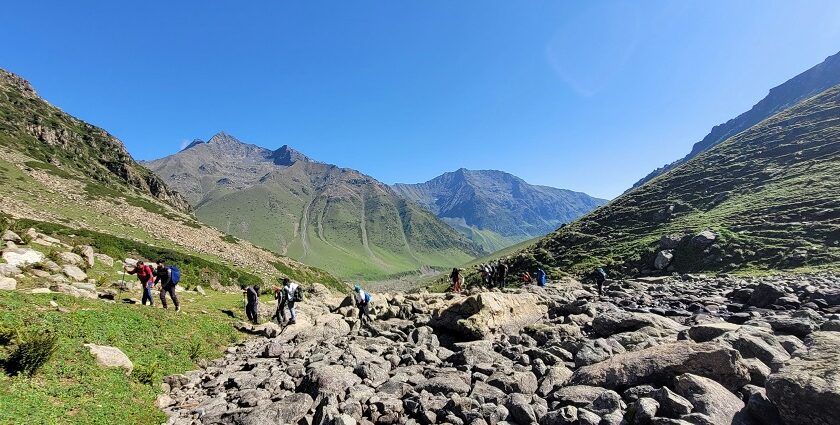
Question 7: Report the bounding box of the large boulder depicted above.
[232,393,313,425]
[1,247,45,267]
[1,230,22,244]
[654,250,674,270]
[61,265,88,282]
[303,365,362,398]
[748,283,785,308]
[592,310,686,338]
[0,277,16,290]
[569,342,750,391]
[673,373,745,425]
[430,292,547,340]
[83,344,133,373]
[766,332,840,425]
[75,245,95,267]
[0,263,21,277]
[57,251,83,266]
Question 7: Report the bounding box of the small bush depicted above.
[46,249,61,263]
[187,339,205,361]
[132,361,161,386]
[0,326,19,346]
[4,332,59,377]
[220,234,239,244]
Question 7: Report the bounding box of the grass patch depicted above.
[0,290,246,425]
[24,160,74,179]
[270,260,347,293]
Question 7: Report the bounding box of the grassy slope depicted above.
[0,290,248,425]
[514,85,840,277]
[195,175,479,280]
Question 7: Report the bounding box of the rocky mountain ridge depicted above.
[0,68,190,212]
[392,169,607,252]
[630,50,840,191]
[510,81,840,277]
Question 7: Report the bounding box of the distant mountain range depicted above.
[146,133,484,279]
[630,51,840,191]
[392,169,607,252]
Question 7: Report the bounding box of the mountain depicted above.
[631,50,840,191]
[0,69,338,288]
[510,83,840,276]
[392,169,608,252]
[146,134,485,279]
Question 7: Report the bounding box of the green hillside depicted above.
[510,84,840,277]
[148,135,485,280]
[0,69,340,289]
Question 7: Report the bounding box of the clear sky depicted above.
[2,1,840,199]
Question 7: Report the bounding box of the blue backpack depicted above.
[364,292,372,303]
[169,266,181,285]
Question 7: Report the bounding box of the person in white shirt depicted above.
[354,284,373,327]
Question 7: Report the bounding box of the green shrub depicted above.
[132,361,161,386]
[0,326,19,346]
[220,234,239,244]
[46,249,61,263]
[4,332,59,377]
[187,339,204,362]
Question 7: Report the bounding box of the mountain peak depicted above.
[181,139,205,151]
[272,144,310,166]
[207,132,243,146]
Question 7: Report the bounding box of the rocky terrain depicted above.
[158,273,840,425]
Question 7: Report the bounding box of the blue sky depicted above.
[2,1,840,199]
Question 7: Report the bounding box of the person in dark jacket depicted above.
[244,285,260,324]
[450,268,462,293]
[592,267,607,295]
[125,260,155,306]
[497,262,508,289]
[155,260,180,312]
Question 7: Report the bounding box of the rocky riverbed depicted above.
[159,273,840,425]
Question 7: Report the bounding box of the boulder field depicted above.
[159,273,840,425]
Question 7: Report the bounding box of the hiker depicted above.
[275,278,300,325]
[244,285,260,324]
[125,260,155,306]
[354,284,373,327]
[450,268,462,293]
[477,265,488,288]
[522,271,532,285]
[489,263,497,287]
[536,268,547,287]
[483,264,493,286]
[155,260,181,312]
[497,261,508,289]
[592,267,608,295]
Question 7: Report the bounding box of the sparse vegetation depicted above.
[132,361,161,386]
[3,332,58,378]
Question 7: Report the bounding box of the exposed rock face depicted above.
[766,331,840,425]
[569,342,750,391]
[430,292,547,340]
[158,274,840,425]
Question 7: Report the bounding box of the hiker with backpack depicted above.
[244,285,260,324]
[536,268,547,287]
[155,260,181,312]
[497,261,508,289]
[449,268,462,293]
[274,278,301,325]
[125,260,155,306]
[592,267,608,295]
[354,284,373,327]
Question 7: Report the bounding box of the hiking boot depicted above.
[175,306,181,313]
[289,320,296,325]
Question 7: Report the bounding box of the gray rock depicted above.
[766,331,840,425]
[652,386,693,417]
[747,283,785,308]
[686,323,740,342]
[61,265,87,282]
[592,311,685,337]
[654,250,674,270]
[83,344,133,373]
[0,277,16,290]
[551,385,623,415]
[233,392,313,424]
[569,342,750,391]
[1,230,22,243]
[627,397,658,424]
[673,373,744,425]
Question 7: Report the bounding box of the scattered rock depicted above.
[0,277,16,290]
[1,247,45,267]
[83,344,133,373]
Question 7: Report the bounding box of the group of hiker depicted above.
[242,280,375,328]
[124,259,182,311]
